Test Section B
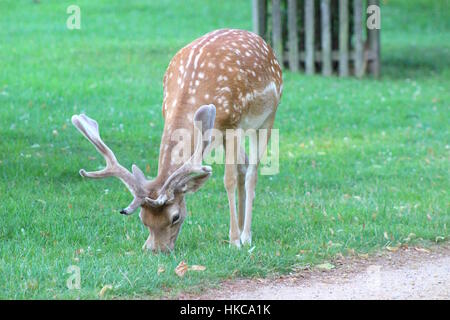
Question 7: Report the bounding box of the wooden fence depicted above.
[252,0,380,77]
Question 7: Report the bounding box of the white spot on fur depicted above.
[188,97,196,104]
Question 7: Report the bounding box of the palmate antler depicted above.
[71,114,149,215]
[71,105,216,213]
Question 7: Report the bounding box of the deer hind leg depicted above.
[237,148,248,232]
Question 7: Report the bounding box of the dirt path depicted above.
[180,244,450,300]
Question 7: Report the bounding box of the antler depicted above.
[71,114,149,215]
[144,104,216,207]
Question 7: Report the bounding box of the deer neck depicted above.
[156,104,196,184]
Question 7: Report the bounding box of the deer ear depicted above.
[175,166,212,194]
[194,104,216,157]
[194,104,216,133]
[132,164,147,185]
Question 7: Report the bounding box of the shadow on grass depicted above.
[382,44,450,80]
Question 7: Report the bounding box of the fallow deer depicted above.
[72,29,283,252]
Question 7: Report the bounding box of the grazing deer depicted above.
[72,29,282,252]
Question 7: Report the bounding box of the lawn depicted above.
[0,0,448,299]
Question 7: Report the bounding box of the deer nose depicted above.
[142,239,173,254]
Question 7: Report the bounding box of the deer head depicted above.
[72,105,216,252]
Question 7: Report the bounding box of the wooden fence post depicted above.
[251,0,380,77]
[354,0,364,77]
[305,0,315,75]
[287,0,299,71]
[272,0,283,64]
[339,0,349,77]
[252,0,267,38]
[367,0,380,77]
[320,0,332,76]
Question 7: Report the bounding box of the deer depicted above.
[71,29,283,252]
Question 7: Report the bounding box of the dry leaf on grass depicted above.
[175,261,188,277]
[190,265,206,271]
[414,247,431,253]
[386,246,399,252]
[316,263,335,271]
[157,266,165,275]
[99,284,113,298]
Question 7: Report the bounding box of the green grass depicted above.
[0,0,448,299]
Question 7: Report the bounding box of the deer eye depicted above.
[172,213,180,224]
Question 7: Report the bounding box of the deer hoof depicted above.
[240,232,252,246]
[229,238,241,248]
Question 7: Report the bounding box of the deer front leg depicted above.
[224,163,241,248]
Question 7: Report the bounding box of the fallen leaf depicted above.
[316,262,335,271]
[414,247,430,253]
[435,236,445,242]
[190,265,206,271]
[403,232,416,242]
[358,253,369,259]
[383,231,389,240]
[157,266,165,275]
[99,284,112,298]
[175,261,188,277]
[386,246,399,252]
[27,279,39,290]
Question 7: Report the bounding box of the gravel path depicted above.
[182,244,449,300]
